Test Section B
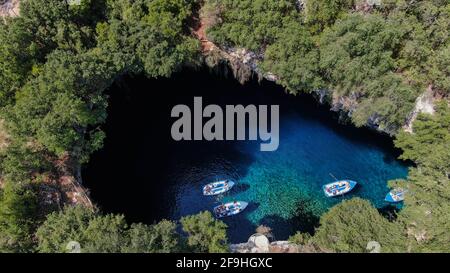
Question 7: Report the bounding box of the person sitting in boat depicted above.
[215,205,226,216]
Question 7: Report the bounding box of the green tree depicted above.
[0,142,51,184]
[123,220,183,253]
[0,19,34,106]
[304,0,354,33]
[319,13,419,131]
[395,102,450,169]
[97,0,200,77]
[312,198,405,252]
[180,211,228,253]
[206,0,300,51]
[36,206,186,253]
[0,182,37,253]
[427,45,450,95]
[394,102,450,252]
[261,20,322,93]
[0,0,105,107]
[36,205,97,253]
[36,206,129,253]
[3,50,114,162]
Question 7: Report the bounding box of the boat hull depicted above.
[214,201,248,218]
[203,180,235,196]
[323,180,357,197]
[384,190,405,203]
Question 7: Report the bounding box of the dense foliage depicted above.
[1,0,199,170]
[180,211,228,253]
[312,198,404,252]
[37,206,187,253]
[35,206,227,253]
[96,0,200,77]
[393,102,450,252]
[0,0,448,253]
[0,0,201,253]
[0,182,37,252]
[205,0,449,131]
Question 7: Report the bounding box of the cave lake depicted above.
[83,68,409,243]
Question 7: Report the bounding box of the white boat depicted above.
[385,188,406,203]
[203,180,235,196]
[214,201,248,218]
[323,180,357,197]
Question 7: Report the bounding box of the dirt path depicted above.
[192,15,216,53]
[55,154,93,208]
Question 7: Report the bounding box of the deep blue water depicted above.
[83,68,409,243]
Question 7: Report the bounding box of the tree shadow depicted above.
[230,183,250,195]
[256,198,322,241]
[378,204,401,222]
[289,199,321,235]
[221,202,260,243]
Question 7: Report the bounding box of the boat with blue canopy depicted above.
[203,180,235,196]
[385,188,406,203]
[323,180,357,197]
[214,201,248,218]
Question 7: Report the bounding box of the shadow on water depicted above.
[221,202,260,243]
[256,79,409,165]
[230,183,250,195]
[290,199,322,234]
[82,66,265,224]
[256,198,322,241]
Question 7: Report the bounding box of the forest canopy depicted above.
[205,0,449,132]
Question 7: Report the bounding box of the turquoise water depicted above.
[84,69,409,243]
[168,112,408,241]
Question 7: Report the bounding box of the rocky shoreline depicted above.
[229,234,327,253]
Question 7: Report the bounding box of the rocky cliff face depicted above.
[229,234,327,253]
[203,43,435,135]
[230,240,300,253]
[194,1,438,135]
[403,84,436,133]
[0,0,20,18]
